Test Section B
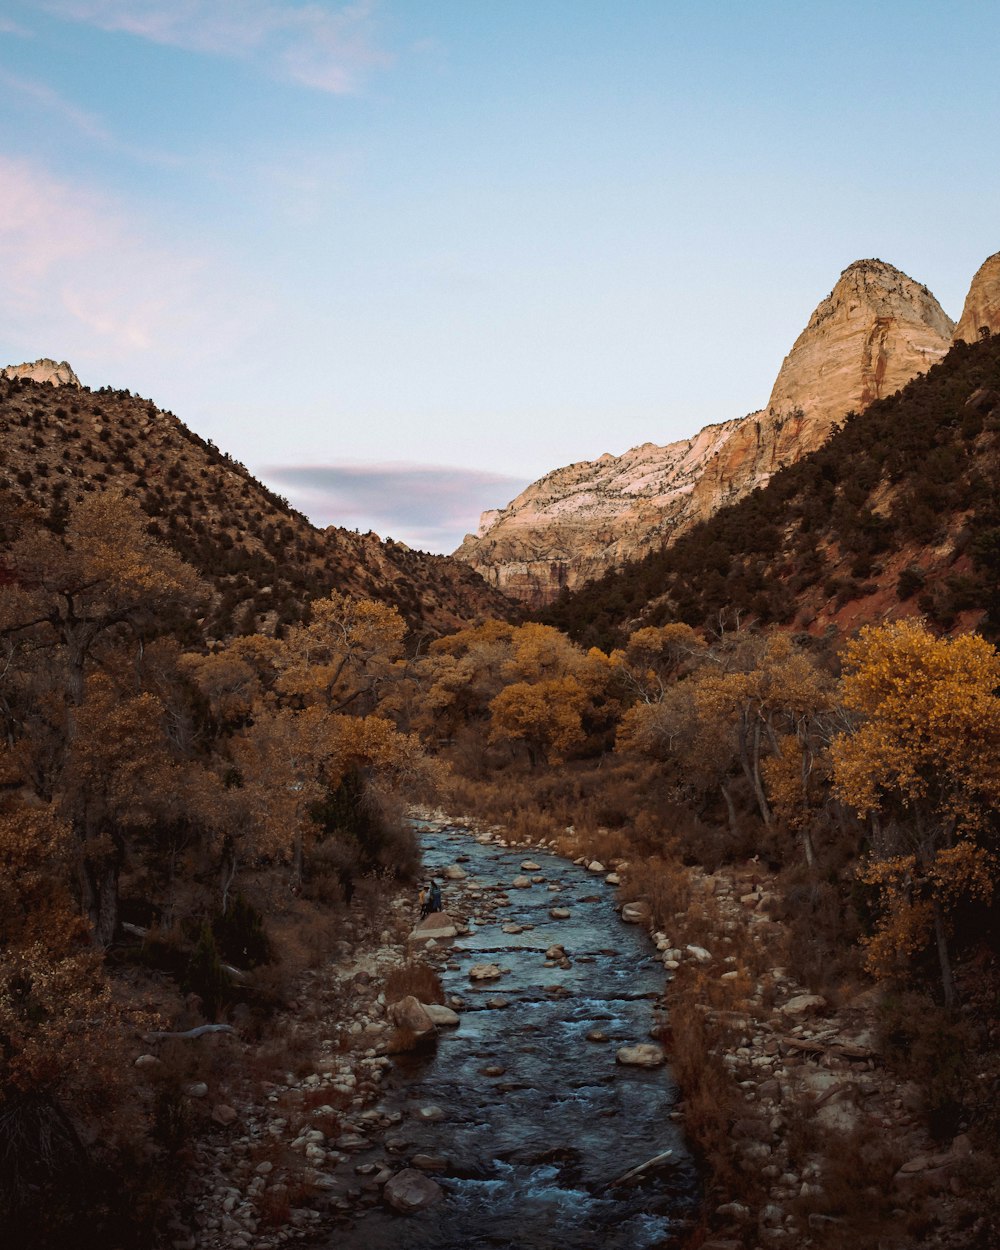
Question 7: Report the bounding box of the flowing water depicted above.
[327,820,699,1249]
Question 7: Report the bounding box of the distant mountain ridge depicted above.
[0,372,514,638]
[455,256,986,606]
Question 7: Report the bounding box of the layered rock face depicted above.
[456,259,955,606]
[2,358,81,386]
[953,252,1000,343]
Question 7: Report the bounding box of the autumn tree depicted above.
[832,619,1000,1005]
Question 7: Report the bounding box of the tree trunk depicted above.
[720,781,738,834]
[82,852,120,948]
[737,716,772,826]
[932,899,956,1010]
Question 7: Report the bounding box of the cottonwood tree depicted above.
[832,619,1000,1006]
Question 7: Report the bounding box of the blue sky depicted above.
[2,1,999,550]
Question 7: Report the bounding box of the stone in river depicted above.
[410,913,457,943]
[444,864,467,880]
[605,872,621,885]
[586,1029,609,1042]
[550,907,571,919]
[501,922,523,934]
[512,875,531,888]
[545,944,566,959]
[481,1064,506,1077]
[621,900,652,925]
[383,1168,442,1213]
[521,860,540,871]
[486,996,510,1009]
[468,963,503,981]
[388,995,437,1037]
[422,1003,460,1027]
[616,1043,667,1067]
[412,1104,445,1122]
[411,1154,448,1172]
[588,861,606,873]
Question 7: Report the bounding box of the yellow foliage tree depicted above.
[832,619,1000,1005]
[488,676,588,765]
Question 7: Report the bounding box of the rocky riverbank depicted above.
[161,810,691,1250]
[615,858,994,1250]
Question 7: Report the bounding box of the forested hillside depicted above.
[540,333,1000,649]
[0,373,515,639]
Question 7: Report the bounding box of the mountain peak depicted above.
[954,252,1000,344]
[3,358,81,387]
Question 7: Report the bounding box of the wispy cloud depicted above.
[260,463,529,553]
[0,69,180,165]
[42,0,391,93]
[0,154,262,372]
[0,17,32,36]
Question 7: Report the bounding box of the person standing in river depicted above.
[429,879,442,914]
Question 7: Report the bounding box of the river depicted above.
[326,818,699,1249]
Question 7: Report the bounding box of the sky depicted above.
[2,1,999,551]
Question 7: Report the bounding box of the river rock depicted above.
[545,944,566,959]
[444,865,467,880]
[212,1103,238,1126]
[389,996,437,1036]
[486,996,510,1009]
[621,900,652,925]
[586,1029,609,1042]
[411,1154,447,1171]
[685,944,712,963]
[501,922,523,934]
[411,913,458,942]
[588,861,606,873]
[616,1043,666,1067]
[782,994,827,1016]
[413,1104,445,1122]
[605,872,620,885]
[550,907,571,919]
[521,860,540,870]
[134,1054,161,1070]
[512,875,531,888]
[469,963,503,981]
[383,1168,442,1213]
[422,1003,460,1026]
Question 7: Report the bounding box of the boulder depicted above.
[605,872,620,885]
[588,860,606,873]
[468,963,503,981]
[621,900,652,925]
[685,944,712,963]
[388,995,437,1036]
[383,1168,443,1213]
[616,1043,666,1067]
[410,912,457,943]
[422,1003,460,1027]
[520,860,540,871]
[545,944,566,959]
[211,1103,238,1126]
[444,865,467,880]
[512,875,531,889]
[781,994,827,1016]
[550,907,571,920]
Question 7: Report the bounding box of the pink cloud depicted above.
[42,0,391,93]
[0,155,262,372]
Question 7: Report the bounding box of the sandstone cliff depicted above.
[456,259,955,606]
[953,252,1000,344]
[2,358,81,387]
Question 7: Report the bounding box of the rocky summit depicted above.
[2,357,81,387]
[455,258,957,606]
[953,251,1000,344]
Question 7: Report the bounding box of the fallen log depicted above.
[604,1148,674,1189]
[144,1024,235,1042]
[779,1035,875,1061]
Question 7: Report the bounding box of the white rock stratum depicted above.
[455,259,957,606]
